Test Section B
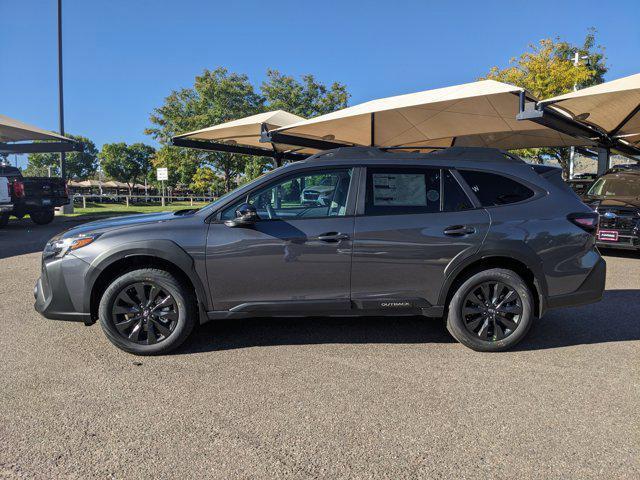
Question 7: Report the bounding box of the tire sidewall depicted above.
[447,269,534,352]
[99,269,194,355]
[31,209,55,225]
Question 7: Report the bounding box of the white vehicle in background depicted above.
[0,173,13,225]
[300,177,337,206]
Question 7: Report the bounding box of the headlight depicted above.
[43,233,101,259]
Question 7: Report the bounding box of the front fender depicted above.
[83,239,210,315]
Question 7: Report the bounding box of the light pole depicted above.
[57,0,73,213]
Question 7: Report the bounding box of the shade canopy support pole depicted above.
[597,147,611,176]
[370,113,375,147]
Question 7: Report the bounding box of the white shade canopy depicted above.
[0,113,71,143]
[542,73,640,148]
[174,110,310,153]
[272,80,587,150]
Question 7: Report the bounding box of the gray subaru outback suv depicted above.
[35,147,605,354]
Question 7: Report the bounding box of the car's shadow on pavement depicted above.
[175,289,640,354]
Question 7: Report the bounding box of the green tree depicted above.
[151,145,199,189]
[146,67,265,191]
[24,134,98,178]
[240,157,269,185]
[100,142,155,193]
[189,166,219,194]
[485,30,607,176]
[262,69,349,118]
[146,67,350,192]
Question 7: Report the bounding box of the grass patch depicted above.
[65,201,210,218]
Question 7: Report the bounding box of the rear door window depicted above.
[459,170,534,206]
[364,167,473,215]
[365,167,441,215]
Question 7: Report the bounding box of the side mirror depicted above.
[224,203,259,227]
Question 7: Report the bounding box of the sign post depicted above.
[157,167,168,206]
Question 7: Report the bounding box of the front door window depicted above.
[222,168,353,221]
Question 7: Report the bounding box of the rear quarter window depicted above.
[459,170,534,207]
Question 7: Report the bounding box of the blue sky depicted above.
[1,0,638,168]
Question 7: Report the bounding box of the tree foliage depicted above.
[189,166,222,194]
[24,134,98,178]
[484,29,607,176]
[146,67,350,193]
[100,142,155,192]
[261,70,349,118]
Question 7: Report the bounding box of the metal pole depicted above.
[57,0,74,213]
[597,147,610,176]
[568,52,581,180]
[57,0,65,180]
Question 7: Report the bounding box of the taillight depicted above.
[568,212,599,233]
[13,180,25,198]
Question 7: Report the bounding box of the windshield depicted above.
[587,175,640,197]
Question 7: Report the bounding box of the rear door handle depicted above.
[443,225,476,236]
[316,232,350,242]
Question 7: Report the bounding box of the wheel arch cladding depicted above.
[439,255,545,318]
[86,240,209,324]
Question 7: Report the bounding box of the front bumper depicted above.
[596,235,640,250]
[34,254,92,324]
[546,256,606,310]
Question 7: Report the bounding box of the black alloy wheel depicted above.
[112,282,179,345]
[446,268,534,352]
[461,281,523,342]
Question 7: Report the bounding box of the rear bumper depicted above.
[546,256,606,310]
[0,203,12,213]
[34,255,92,324]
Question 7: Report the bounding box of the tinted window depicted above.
[221,168,353,220]
[460,171,534,206]
[443,170,473,212]
[365,167,441,215]
[587,174,640,197]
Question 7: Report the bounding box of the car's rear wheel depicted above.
[98,268,196,355]
[30,209,55,225]
[446,268,534,352]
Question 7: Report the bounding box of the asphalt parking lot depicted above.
[1,217,638,479]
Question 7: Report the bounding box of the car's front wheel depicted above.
[98,268,196,355]
[446,268,534,352]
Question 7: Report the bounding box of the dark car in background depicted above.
[567,173,597,196]
[0,164,69,227]
[582,167,640,251]
[34,147,605,355]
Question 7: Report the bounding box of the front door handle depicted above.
[443,225,476,236]
[316,232,350,242]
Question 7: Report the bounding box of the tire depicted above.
[98,268,196,355]
[446,268,534,352]
[0,213,9,228]
[30,209,55,225]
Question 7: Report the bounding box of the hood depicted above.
[61,211,185,238]
[583,196,640,211]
